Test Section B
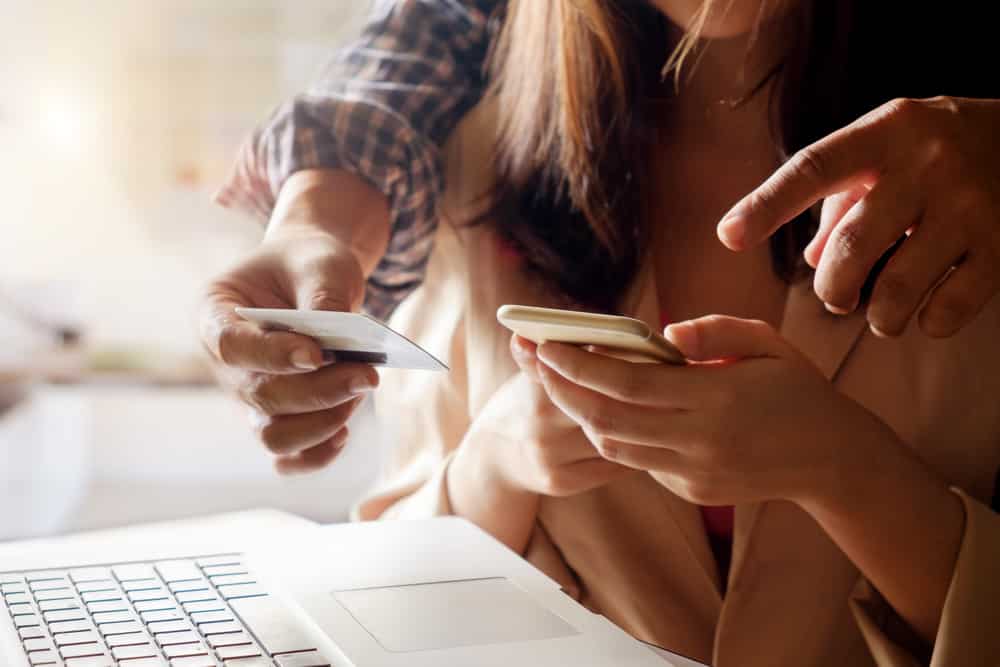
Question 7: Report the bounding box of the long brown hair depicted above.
[483,0,856,312]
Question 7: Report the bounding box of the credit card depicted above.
[236,308,448,371]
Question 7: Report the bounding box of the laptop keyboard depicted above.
[1,555,333,666]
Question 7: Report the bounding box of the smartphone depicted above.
[496,305,685,365]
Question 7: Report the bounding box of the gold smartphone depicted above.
[496,305,686,365]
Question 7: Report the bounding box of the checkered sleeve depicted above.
[215,0,499,319]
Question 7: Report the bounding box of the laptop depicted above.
[1,514,704,666]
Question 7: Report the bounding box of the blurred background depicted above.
[0,1,382,540]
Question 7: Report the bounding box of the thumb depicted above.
[294,261,365,313]
[664,316,788,362]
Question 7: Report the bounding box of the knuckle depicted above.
[789,146,830,186]
[593,436,619,460]
[215,326,240,366]
[582,408,615,436]
[831,221,867,258]
[245,374,281,415]
[874,271,915,308]
[930,294,972,325]
[308,289,349,312]
[255,417,285,454]
[883,97,922,124]
[615,373,644,402]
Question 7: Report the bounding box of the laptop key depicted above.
[14,614,41,628]
[113,565,156,582]
[123,579,162,592]
[25,572,67,583]
[175,591,216,604]
[171,656,217,667]
[60,643,106,659]
[148,620,195,635]
[168,580,208,594]
[216,644,262,660]
[135,599,177,613]
[8,602,35,615]
[2,583,26,594]
[30,579,70,592]
[195,556,242,568]
[218,584,266,601]
[98,620,142,635]
[106,631,151,647]
[53,630,99,647]
[65,658,117,667]
[190,610,233,624]
[228,596,316,655]
[27,649,59,664]
[206,632,251,648]
[162,643,208,658]
[182,600,225,614]
[6,592,30,605]
[129,589,170,603]
[201,565,248,578]
[92,610,135,624]
[39,598,81,612]
[75,580,117,594]
[44,609,88,623]
[142,609,184,623]
[112,643,158,660]
[23,637,55,652]
[87,600,129,613]
[209,574,255,587]
[19,626,47,640]
[274,653,333,667]
[155,561,201,584]
[34,589,75,602]
[198,620,243,635]
[82,590,122,604]
[155,630,200,646]
[0,573,23,584]
[221,658,271,667]
[69,568,112,583]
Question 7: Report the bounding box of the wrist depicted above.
[268,169,390,276]
[792,403,905,519]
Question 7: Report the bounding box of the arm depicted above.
[217,0,499,318]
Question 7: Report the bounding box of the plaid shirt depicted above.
[215,0,499,319]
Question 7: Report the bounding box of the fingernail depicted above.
[349,374,377,394]
[290,348,318,370]
[664,322,698,357]
[717,215,745,249]
[824,302,852,316]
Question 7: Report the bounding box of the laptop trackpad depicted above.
[333,577,578,653]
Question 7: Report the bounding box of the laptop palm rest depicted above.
[333,577,579,653]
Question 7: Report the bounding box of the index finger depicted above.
[535,342,704,409]
[718,108,891,251]
[200,288,324,374]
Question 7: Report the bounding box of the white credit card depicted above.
[236,308,448,371]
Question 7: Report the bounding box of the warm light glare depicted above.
[37,91,91,154]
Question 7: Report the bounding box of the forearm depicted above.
[447,439,540,554]
[799,421,965,643]
[267,169,390,277]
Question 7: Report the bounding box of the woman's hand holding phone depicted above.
[446,336,631,551]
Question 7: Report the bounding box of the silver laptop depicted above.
[1,516,702,667]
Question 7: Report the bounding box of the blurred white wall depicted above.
[0,1,386,539]
[0,0,370,355]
